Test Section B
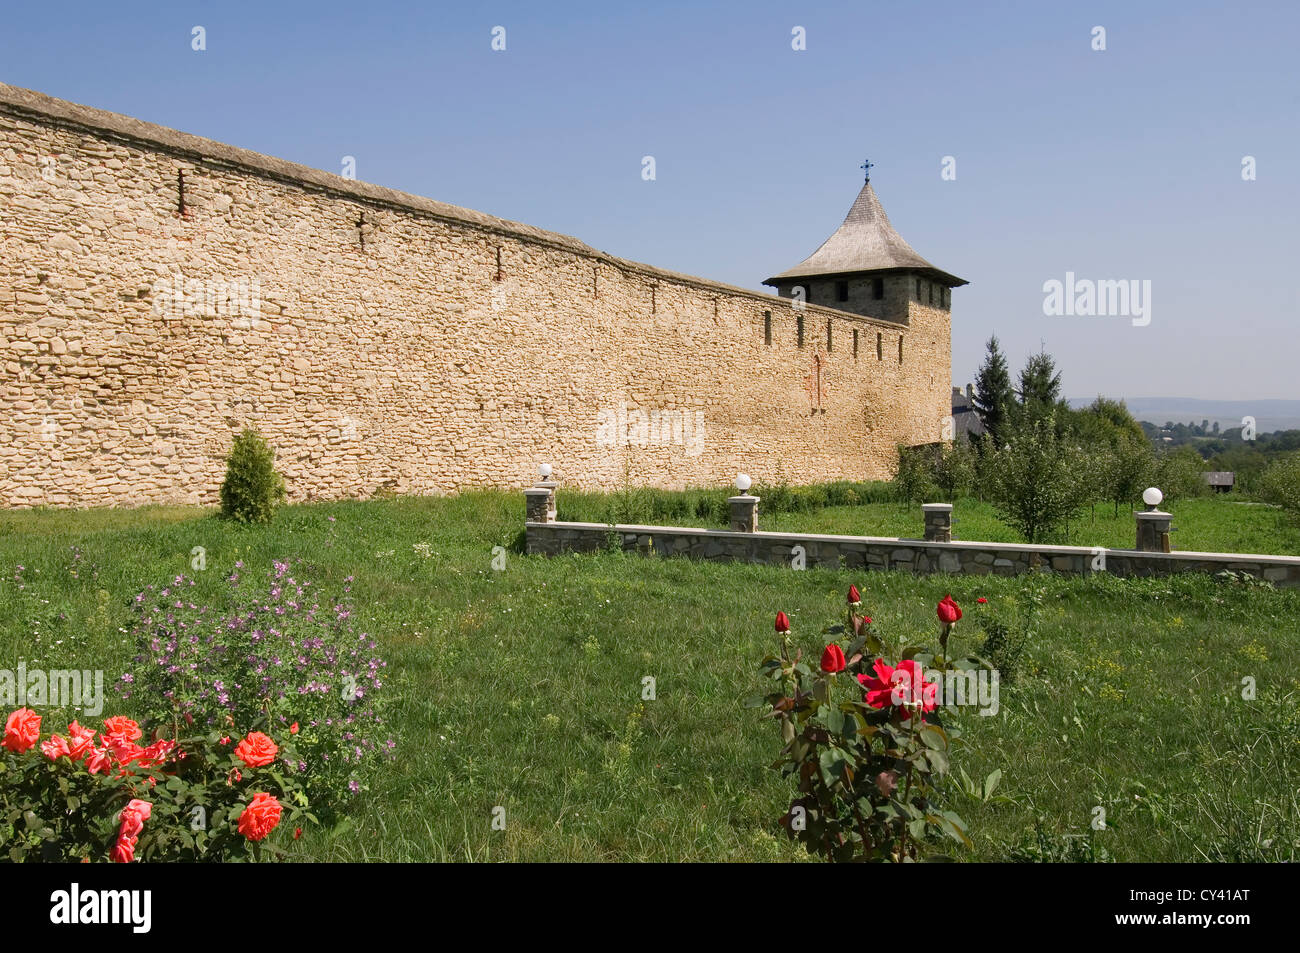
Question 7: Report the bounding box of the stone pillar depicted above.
[922,503,953,543]
[729,494,759,533]
[524,488,553,524]
[535,479,558,522]
[1135,510,1172,553]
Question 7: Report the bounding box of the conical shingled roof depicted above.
[764,181,966,287]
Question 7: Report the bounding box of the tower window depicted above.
[797,313,805,348]
[853,329,859,359]
[764,310,772,345]
[872,278,884,300]
[826,319,833,351]
[915,277,922,298]
[898,335,904,364]
[876,332,882,360]
[929,283,935,306]
[836,281,849,302]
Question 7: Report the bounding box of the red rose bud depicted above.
[977,597,988,604]
[774,611,790,633]
[290,722,299,735]
[847,585,861,605]
[820,644,846,674]
[937,595,962,625]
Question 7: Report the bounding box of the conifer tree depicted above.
[972,335,1014,446]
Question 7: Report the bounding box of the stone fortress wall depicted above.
[0,82,952,508]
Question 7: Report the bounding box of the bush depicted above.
[1258,451,1300,516]
[120,561,393,817]
[219,428,286,523]
[971,587,1041,686]
[755,589,983,862]
[1,711,312,862]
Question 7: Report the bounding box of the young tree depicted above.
[894,444,936,504]
[971,336,1014,446]
[985,412,1086,543]
[1154,446,1209,501]
[931,440,977,501]
[1104,439,1155,516]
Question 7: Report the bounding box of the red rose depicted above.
[3,708,41,754]
[847,585,861,605]
[237,792,283,841]
[135,739,176,768]
[66,721,97,761]
[85,746,113,775]
[40,735,71,761]
[111,798,152,864]
[105,737,144,765]
[774,611,790,633]
[102,716,142,743]
[977,597,988,604]
[937,595,962,625]
[233,731,279,768]
[858,659,936,717]
[289,722,299,735]
[891,659,938,720]
[857,659,898,709]
[294,827,303,840]
[820,644,846,674]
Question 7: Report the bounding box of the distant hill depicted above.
[1066,397,1300,434]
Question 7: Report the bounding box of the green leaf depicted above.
[983,769,1002,800]
[821,705,845,736]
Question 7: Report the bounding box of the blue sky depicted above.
[3,0,1297,400]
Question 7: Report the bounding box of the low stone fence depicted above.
[521,485,1300,586]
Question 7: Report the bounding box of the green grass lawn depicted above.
[1,491,1297,861]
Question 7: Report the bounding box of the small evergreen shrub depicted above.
[219,428,286,523]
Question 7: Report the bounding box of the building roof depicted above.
[952,387,985,439]
[764,180,967,287]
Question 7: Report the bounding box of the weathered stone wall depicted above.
[525,520,1300,587]
[0,83,952,508]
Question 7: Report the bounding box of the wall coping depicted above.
[0,81,908,333]
[526,520,1300,566]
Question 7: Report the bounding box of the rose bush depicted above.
[754,587,993,862]
[0,710,311,862]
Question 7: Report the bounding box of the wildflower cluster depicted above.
[121,561,392,813]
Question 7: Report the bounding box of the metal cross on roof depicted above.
[860,158,873,182]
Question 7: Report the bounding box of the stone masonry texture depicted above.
[525,520,1300,587]
[0,83,952,508]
